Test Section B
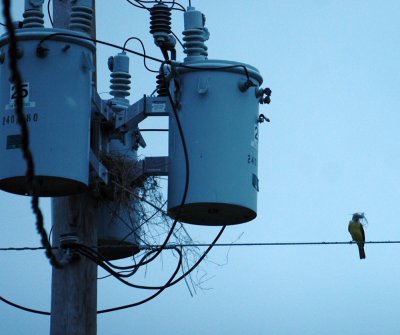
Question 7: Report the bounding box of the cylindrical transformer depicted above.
[168,59,263,225]
[96,128,141,260]
[0,28,95,196]
[96,200,141,260]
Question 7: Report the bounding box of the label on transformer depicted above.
[6,82,36,110]
[6,134,22,150]
[250,123,259,149]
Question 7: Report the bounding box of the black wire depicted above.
[126,0,150,11]
[168,226,225,287]
[4,240,400,252]
[129,0,186,11]
[122,36,159,73]
[47,0,53,27]
[176,63,252,82]
[0,295,50,316]
[0,22,5,26]
[78,245,184,290]
[38,32,165,64]
[89,225,226,290]
[171,31,184,49]
[161,63,190,220]
[97,247,182,313]
[2,0,63,269]
[0,247,183,316]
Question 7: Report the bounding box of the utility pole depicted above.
[50,1,97,334]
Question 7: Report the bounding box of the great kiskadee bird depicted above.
[348,213,366,259]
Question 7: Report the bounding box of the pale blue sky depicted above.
[1,1,400,334]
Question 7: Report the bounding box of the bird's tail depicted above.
[357,243,366,259]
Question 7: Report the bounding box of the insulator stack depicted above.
[70,2,93,34]
[156,73,168,96]
[110,72,131,99]
[182,7,209,62]
[108,52,131,110]
[149,3,172,42]
[183,29,208,60]
[22,10,44,28]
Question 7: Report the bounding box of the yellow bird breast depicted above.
[348,221,364,242]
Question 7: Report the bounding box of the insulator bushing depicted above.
[149,3,172,38]
[182,7,209,62]
[70,5,93,34]
[183,28,208,60]
[110,72,131,99]
[109,53,131,110]
[156,73,168,96]
[22,9,44,28]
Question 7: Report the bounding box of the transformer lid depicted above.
[175,59,263,85]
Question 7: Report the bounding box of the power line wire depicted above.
[2,240,400,252]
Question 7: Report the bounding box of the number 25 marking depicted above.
[11,83,29,100]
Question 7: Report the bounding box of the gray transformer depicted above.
[168,60,263,225]
[0,28,95,196]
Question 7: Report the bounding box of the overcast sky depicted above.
[1,1,400,334]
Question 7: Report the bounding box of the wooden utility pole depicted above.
[50,1,97,334]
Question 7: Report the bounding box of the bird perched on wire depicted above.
[348,213,367,259]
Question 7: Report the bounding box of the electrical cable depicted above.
[122,36,159,73]
[3,237,400,315]
[2,0,63,269]
[0,295,50,316]
[82,225,226,291]
[128,0,186,12]
[170,31,184,49]
[126,0,149,11]
[37,32,165,64]
[97,246,182,313]
[166,225,225,287]
[175,63,253,83]
[3,240,400,252]
[0,246,183,315]
[47,0,53,27]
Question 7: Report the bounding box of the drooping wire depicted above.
[47,0,53,27]
[1,0,63,269]
[0,295,50,316]
[37,32,165,64]
[127,0,186,12]
[97,246,182,313]
[0,246,183,315]
[80,225,226,290]
[123,36,159,73]
[166,226,225,287]
[170,30,184,49]
[126,0,149,11]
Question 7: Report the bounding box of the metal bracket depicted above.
[89,149,109,184]
[132,156,169,181]
[115,95,171,131]
[91,88,115,124]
